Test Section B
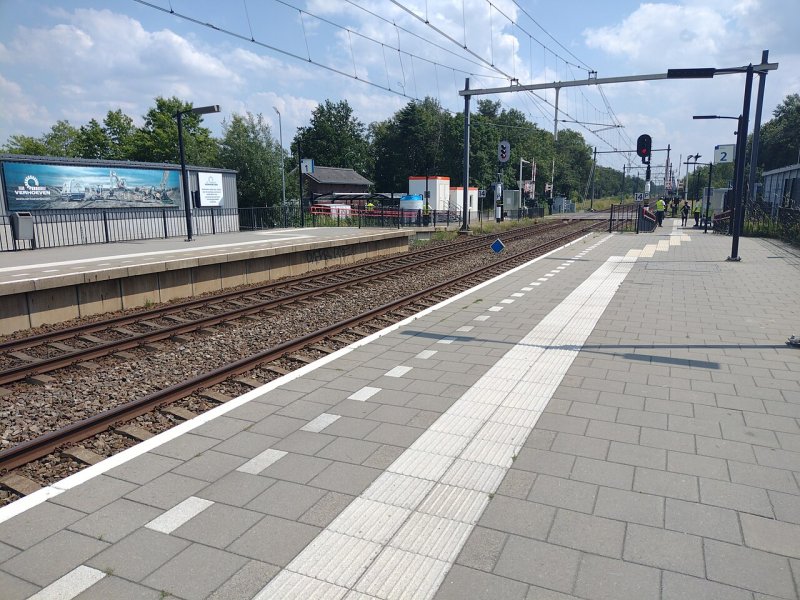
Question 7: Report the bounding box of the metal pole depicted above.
[298,145,305,228]
[694,164,702,218]
[553,86,560,140]
[177,110,193,241]
[621,165,625,200]
[665,144,671,199]
[590,147,596,210]
[729,64,754,261]
[704,162,713,233]
[274,107,286,207]
[747,50,769,205]
[461,77,470,232]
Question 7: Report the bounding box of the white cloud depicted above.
[584,4,726,65]
[0,73,49,134]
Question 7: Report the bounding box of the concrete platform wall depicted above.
[0,234,411,335]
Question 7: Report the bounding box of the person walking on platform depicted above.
[655,197,666,227]
[681,201,689,226]
[692,201,701,227]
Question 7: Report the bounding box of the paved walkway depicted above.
[1,218,798,600]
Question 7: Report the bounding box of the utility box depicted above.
[11,212,34,240]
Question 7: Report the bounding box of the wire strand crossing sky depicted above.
[0,0,797,172]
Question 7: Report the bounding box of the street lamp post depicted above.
[683,156,701,228]
[694,159,703,217]
[683,154,700,221]
[273,107,286,208]
[519,157,530,217]
[704,162,714,234]
[176,104,220,241]
[694,105,752,260]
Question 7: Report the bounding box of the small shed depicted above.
[450,187,478,213]
[303,167,372,200]
[408,176,450,211]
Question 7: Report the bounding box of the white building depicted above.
[449,186,478,214]
[408,176,451,211]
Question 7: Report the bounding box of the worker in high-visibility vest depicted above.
[692,201,702,227]
[655,197,666,227]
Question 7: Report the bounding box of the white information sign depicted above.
[301,159,315,174]
[198,172,224,207]
[714,144,735,164]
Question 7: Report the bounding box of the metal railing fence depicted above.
[608,203,656,233]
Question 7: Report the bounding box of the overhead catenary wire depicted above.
[391,0,621,151]
[341,0,506,80]
[132,0,502,106]
[134,0,628,163]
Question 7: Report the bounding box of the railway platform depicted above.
[1,218,799,600]
[0,227,415,335]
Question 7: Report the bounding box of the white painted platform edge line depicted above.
[28,565,106,600]
[0,233,593,524]
[0,236,315,274]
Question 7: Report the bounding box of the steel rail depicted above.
[0,222,602,472]
[0,222,564,353]
[0,223,578,385]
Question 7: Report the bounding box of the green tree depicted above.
[369,97,457,192]
[293,100,370,176]
[2,134,49,155]
[131,96,219,166]
[103,109,137,160]
[551,129,592,202]
[758,93,800,171]
[75,119,110,159]
[218,112,284,208]
[42,120,80,156]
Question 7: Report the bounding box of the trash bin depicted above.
[11,212,34,240]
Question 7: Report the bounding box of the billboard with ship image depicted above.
[2,161,181,211]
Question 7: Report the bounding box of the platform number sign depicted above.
[498,140,510,163]
[714,144,735,165]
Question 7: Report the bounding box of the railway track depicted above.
[0,220,602,501]
[0,222,571,385]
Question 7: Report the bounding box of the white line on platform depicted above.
[301,413,341,433]
[385,366,413,377]
[145,496,214,534]
[237,448,288,475]
[0,236,314,273]
[28,566,106,600]
[349,386,382,402]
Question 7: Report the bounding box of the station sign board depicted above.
[714,144,735,164]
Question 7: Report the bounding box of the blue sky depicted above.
[1,0,797,175]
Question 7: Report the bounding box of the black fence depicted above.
[1,204,471,252]
[608,203,656,233]
[0,207,247,251]
[713,202,800,246]
[0,203,562,252]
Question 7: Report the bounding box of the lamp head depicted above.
[190,104,221,116]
